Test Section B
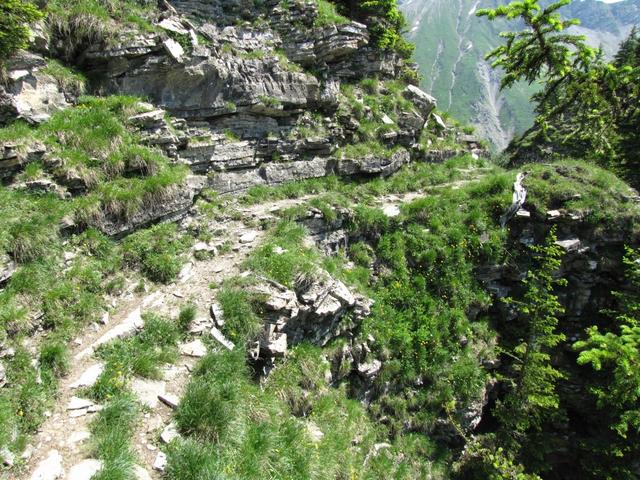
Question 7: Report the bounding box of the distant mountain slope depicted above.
[401,0,640,149]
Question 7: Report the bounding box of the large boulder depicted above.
[403,84,437,119]
[0,52,70,125]
[247,271,372,363]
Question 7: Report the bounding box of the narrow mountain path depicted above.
[18,169,490,479]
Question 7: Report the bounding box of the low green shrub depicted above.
[122,223,192,283]
[314,0,350,27]
[90,394,139,480]
[217,282,262,343]
[244,221,317,287]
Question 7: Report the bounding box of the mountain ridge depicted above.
[401,0,640,149]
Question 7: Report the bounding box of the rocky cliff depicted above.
[0,0,488,240]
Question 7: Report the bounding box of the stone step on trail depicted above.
[69,363,104,389]
[160,422,179,444]
[179,339,207,357]
[67,459,102,480]
[30,450,63,480]
[75,307,143,360]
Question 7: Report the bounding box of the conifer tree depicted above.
[0,0,42,62]
[478,0,640,187]
[496,230,566,460]
[573,247,640,477]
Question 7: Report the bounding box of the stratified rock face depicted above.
[479,202,640,331]
[0,52,70,125]
[284,22,370,66]
[0,140,46,181]
[0,0,460,241]
[89,47,322,120]
[91,176,205,238]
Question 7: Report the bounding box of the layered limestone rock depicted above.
[0,1,452,242]
[90,176,205,238]
[479,204,639,331]
[0,52,71,126]
[0,140,46,181]
[246,271,372,367]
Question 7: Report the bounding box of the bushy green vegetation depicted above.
[314,0,350,27]
[45,0,157,61]
[245,221,319,287]
[337,79,415,147]
[0,96,188,226]
[479,0,640,187]
[216,280,263,344]
[333,0,414,58]
[573,247,640,477]
[0,95,195,460]
[89,311,184,401]
[122,223,192,284]
[90,395,139,480]
[0,0,42,61]
[523,161,640,233]
[167,345,438,479]
[86,311,187,479]
[41,59,87,97]
[241,154,492,206]
[354,173,510,433]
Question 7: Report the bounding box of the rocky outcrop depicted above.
[90,176,204,238]
[207,149,412,194]
[85,32,322,121]
[247,271,372,367]
[0,140,46,181]
[480,203,640,330]
[336,149,410,177]
[0,52,70,126]
[284,22,369,66]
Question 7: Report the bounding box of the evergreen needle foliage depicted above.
[0,0,42,62]
[573,247,640,476]
[478,0,640,186]
[496,230,567,463]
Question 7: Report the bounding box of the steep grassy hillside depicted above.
[401,0,640,149]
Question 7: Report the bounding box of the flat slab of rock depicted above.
[68,459,102,480]
[239,231,258,244]
[210,326,234,350]
[162,38,184,61]
[153,451,167,471]
[210,302,225,326]
[556,238,581,252]
[67,430,91,446]
[67,397,94,411]
[76,307,143,359]
[134,466,153,480]
[160,422,179,444]
[0,446,14,467]
[131,378,166,409]
[179,339,207,357]
[158,393,180,409]
[70,363,104,389]
[382,205,400,218]
[357,359,382,379]
[30,450,63,480]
